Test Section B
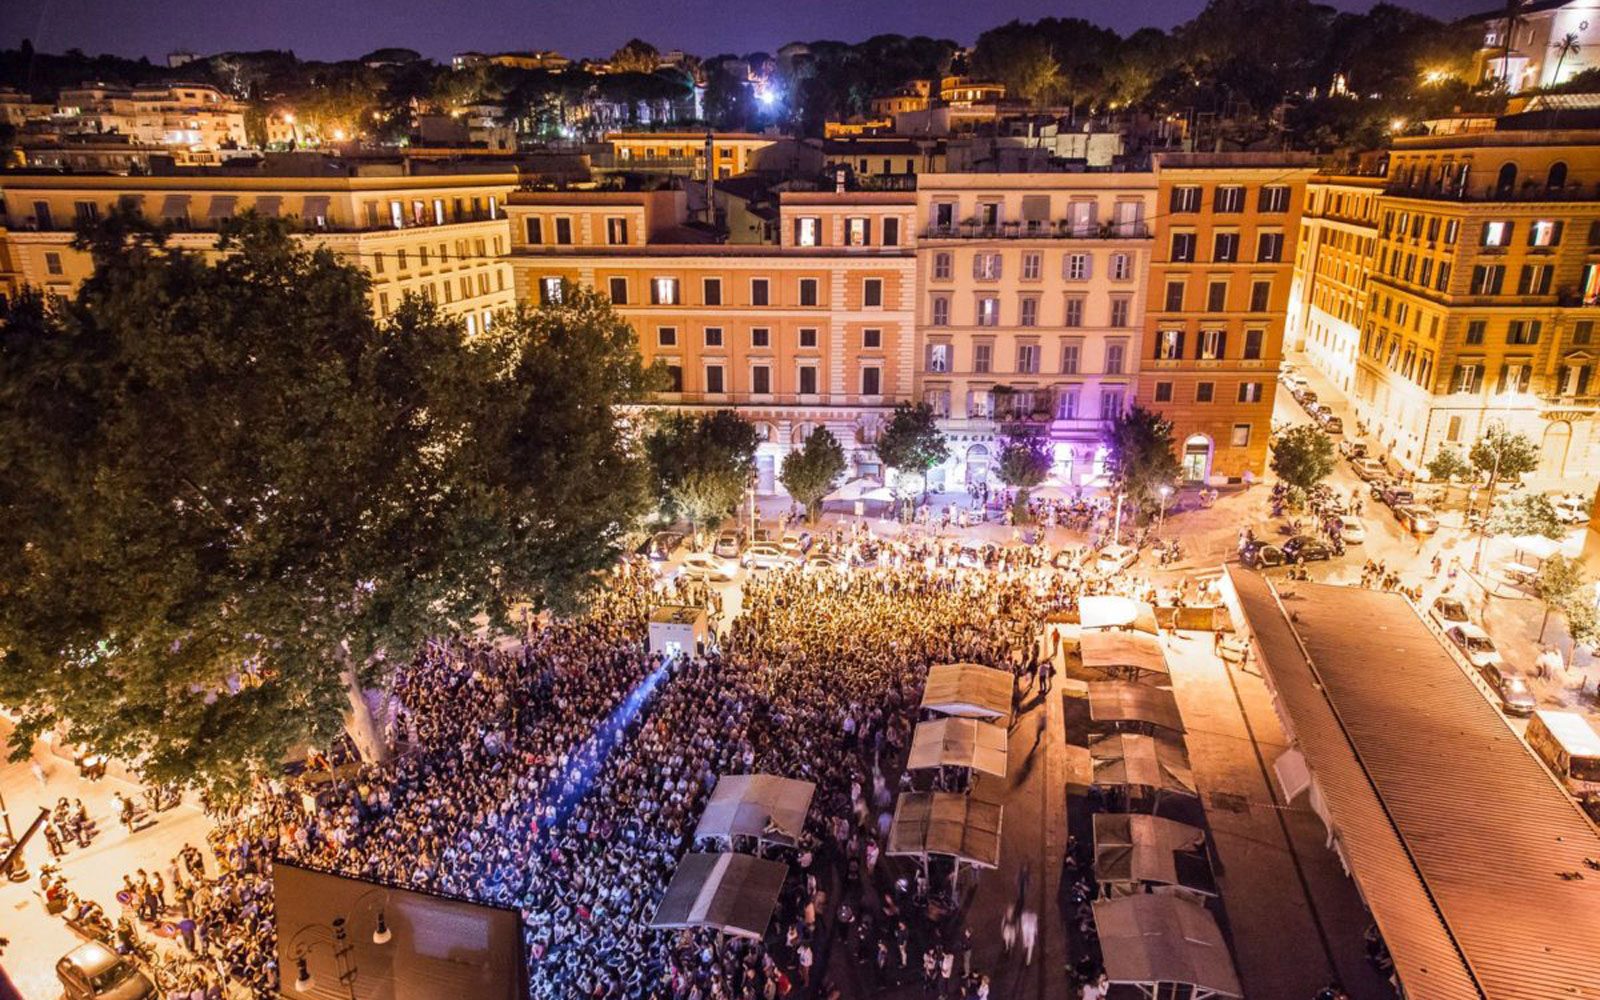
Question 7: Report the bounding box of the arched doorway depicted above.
[1541,421,1573,478]
[1182,434,1213,482]
[965,444,991,489]
[1495,162,1518,198]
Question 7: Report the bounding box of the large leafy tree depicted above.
[875,402,949,499]
[1470,426,1540,495]
[644,409,759,540]
[997,426,1053,522]
[0,217,652,791]
[1535,554,1587,642]
[1270,424,1337,491]
[1425,445,1473,503]
[1104,406,1180,514]
[780,427,847,522]
[1486,493,1566,540]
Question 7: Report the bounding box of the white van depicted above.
[1526,710,1600,797]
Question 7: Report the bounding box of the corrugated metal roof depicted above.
[1228,569,1600,1000]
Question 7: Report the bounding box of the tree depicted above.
[0,216,654,792]
[644,409,759,541]
[1486,492,1566,540]
[780,428,847,522]
[875,402,949,499]
[1535,554,1587,641]
[1270,424,1336,492]
[996,426,1053,523]
[1470,425,1540,508]
[1552,32,1581,83]
[1425,445,1473,503]
[610,39,661,74]
[669,468,747,542]
[1104,406,1181,515]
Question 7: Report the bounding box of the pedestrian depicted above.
[1001,906,1017,955]
[43,820,63,858]
[30,759,47,788]
[1431,555,1442,578]
[1019,907,1039,965]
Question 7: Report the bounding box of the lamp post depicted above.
[1157,485,1172,537]
[1471,418,1506,574]
[1112,491,1126,544]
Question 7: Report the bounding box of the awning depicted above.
[1092,813,1215,897]
[158,193,191,221]
[1079,595,1160,635]
[206,195,237,221]
[921,663,1013,723]
[1088,732,1196,796]
[1088,680,1185,733]
[300,195,331,224]
[255,195,282,218]
[907,717,1009,777]
[1021,194,1051,221]
[823,476,895,503]
[649,853,788,940]
[1093,894,1243,999]
[1078,632,1170,681]
[692,774,817,846]
[886,791,1003,869]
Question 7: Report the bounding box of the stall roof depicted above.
[692,774,817,845]
[1092,813,1215,896]
[907,717,1009,777]
[885,791,1003,868]
[650,853,788,940]
[1227,567,1600,1000]
[1088,732,1196,796]
[1079,631,1170,678]
[921,662,1014,722]
[1093,894,1243,999]
[1087,680,1185,733]
[1078,595,1160,634]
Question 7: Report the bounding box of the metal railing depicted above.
[922,221,1150,240]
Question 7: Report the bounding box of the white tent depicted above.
[1079,595,1161,635]
[692,774,817,847]
[1092,813,1216,899]
[906,717,1009,777]
[650,853,789,940]
[1088,680,1186,733]
[921,663,1014,722]
[1088,732,1197,797]
[1078,632,1170,682]
[886,791,1004,870]
[824,477,895,504]
[1092,894,1243,999]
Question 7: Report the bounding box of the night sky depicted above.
[3,0,1491,63]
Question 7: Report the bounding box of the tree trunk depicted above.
[342,665,391,765]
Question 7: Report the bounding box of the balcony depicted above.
[1383,180,1600,204]
[922,220,1150,241]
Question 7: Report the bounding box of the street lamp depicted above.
[1471,418,1507,574]
[1112,491,1126,544]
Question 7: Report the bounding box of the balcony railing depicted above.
[1384,180,1600,204]
[922,220,1150,241]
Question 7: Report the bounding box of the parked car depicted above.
[1351,457,1388,481]
[1281,535,1333,562]
[1552,494,1592,524]
[1445,623,1503,668]
[1095,543,1139,576]
[639,531,685,562]
[1397,505,1439,533]
[1478,663,1537,716]
[57,942,154,1000]
[712,531,742,559]
[1429,595,1472,631]
[1378,485,1415,508]
[1297,389,1319,406]
[1339,439,1369,459]
[741,543,795,571]
[803,553,848,574]
[1337,515,1366,544]
[1240,541,1284,568]
[780,531,813,558]
[679,552,737,582]
[1318,414,1344,435]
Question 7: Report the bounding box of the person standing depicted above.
[1019,908,1039,966]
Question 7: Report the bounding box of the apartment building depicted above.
[1292,130,1600,480]
[1143,153,1316,482]
[53,83,248,149]
[1286,176,1384,396]
[915,172,1157,490]
[603,133,779,179]
[0,165,518,328]
[505,188,917,493]
[1472,0,1600,92]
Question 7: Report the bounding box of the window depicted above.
[1256,232,1284,262]
[1064,296,1085,327]
[1200,328,1226,360]
[976,297,1000,326]
[974,253,1003,280]
[751,365,771,394]
[1575,320,1594,344]
[1528,219,1562,247]
[704,327,724,347]
[927,343,951,373]
[1110,253,1132,280]
[1020,297,1039,327]
[1017,343,1041,373]
[1258,185,1290,212]
[1110,297,1131,328]
[1470,264,1504,295]
[1481,220,1512,247]
[795,217,820,246]
[931,296,950,326]
[1465,320,1486,345]
[605,217,629,245]
[1215,186,1245,213]
[395,249,408,271]
[525,217,543,243]
[1023,252,1042,281]
[883,217,900,246]
[863,278,883,308]
[925,388,952,417]
[799,278,819,306]
[379,292,390,315]
[799,328,818,349]
[862,366,882,395]
[1164,280,1185,312]
[1170,186,1201,213]
[752,327,771,348]
[751,278,770,306]
[1231,423,1252,448]
[1244,329,1264,360]
[554,217,573,244]
[44,251,63,276]
[1207,280,1228,312]
[1516,264,1552,296]
[1238,381,1263,403]
[1100,388,1125,419]
[657,326,677,347]
[1196,382,1215,403]
[1447,415,1463,442]
[1066,253,1092,280]
[1156,329,1184,360]
[652,277,680,305]
[933,252,952,280]
[1061,342,1082,374]
[540,276,563,304]
[1436,261,1452,291]
[605,276,628,304]
[1249,280,1271,312]
[845,216,871,246]
[1444,219,1460,244]
[1453,363,1483,393]
[1171,232,1196,262]
[974,343,992,374]
[1507,319,1541,344]
[798,365,818,394]
[1154,382,1173,402]
[1106,343,1126,375]
[705,364,725,394]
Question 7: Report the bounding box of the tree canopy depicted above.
[1270,424,1337,491]
[644,409,759,537]
[875,402,949,492]
[996,426,1053,521]
[0,215,653,791]
[1105,406,1181,513]
[1470,426,1541,488]
[780,428,847,521]
[1486,493,1567,540]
